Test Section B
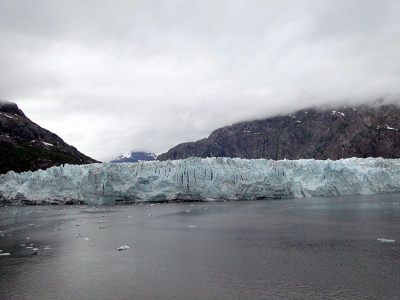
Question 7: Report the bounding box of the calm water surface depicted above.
[1,194,399,299]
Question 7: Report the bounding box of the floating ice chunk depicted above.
[188,225,197,228]
[0,253,10,256]
[186,210,190,213]
[44,246,51,250]
[377,238,395,243]
[115,245,130,251]
[83,238,90,240]
[26,246,33,249]
[32,248,39,251]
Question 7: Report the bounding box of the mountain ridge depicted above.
[0,100,98,174]
[110,152,156,163]
[157,103,400,161]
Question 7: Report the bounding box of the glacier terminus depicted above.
[1,157,400,205]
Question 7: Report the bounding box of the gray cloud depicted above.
[1,1,400,161]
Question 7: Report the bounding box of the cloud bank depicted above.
[1,0,400,161]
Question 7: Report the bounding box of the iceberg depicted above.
[1,157,400,205]
[116,245,130,251]
[377,238,395,243]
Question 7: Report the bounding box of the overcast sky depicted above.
[1,0,400,161]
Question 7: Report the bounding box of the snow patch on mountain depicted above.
[110,152,157,163]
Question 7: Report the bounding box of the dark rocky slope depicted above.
[0,100,98,174]
[158,104,400,161]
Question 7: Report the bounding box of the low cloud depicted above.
[1,1,399,161]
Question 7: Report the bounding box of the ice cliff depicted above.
[1,157,400,205]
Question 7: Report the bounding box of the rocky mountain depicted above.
[157,103,400,161]
[0,100,98,174]
[110,152,156,163]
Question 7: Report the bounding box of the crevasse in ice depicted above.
[1,157,400,204]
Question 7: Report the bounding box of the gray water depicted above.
[0,194,399,300]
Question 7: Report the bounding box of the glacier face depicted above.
[1,157,400,205]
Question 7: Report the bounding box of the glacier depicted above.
[1,157,400,205]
